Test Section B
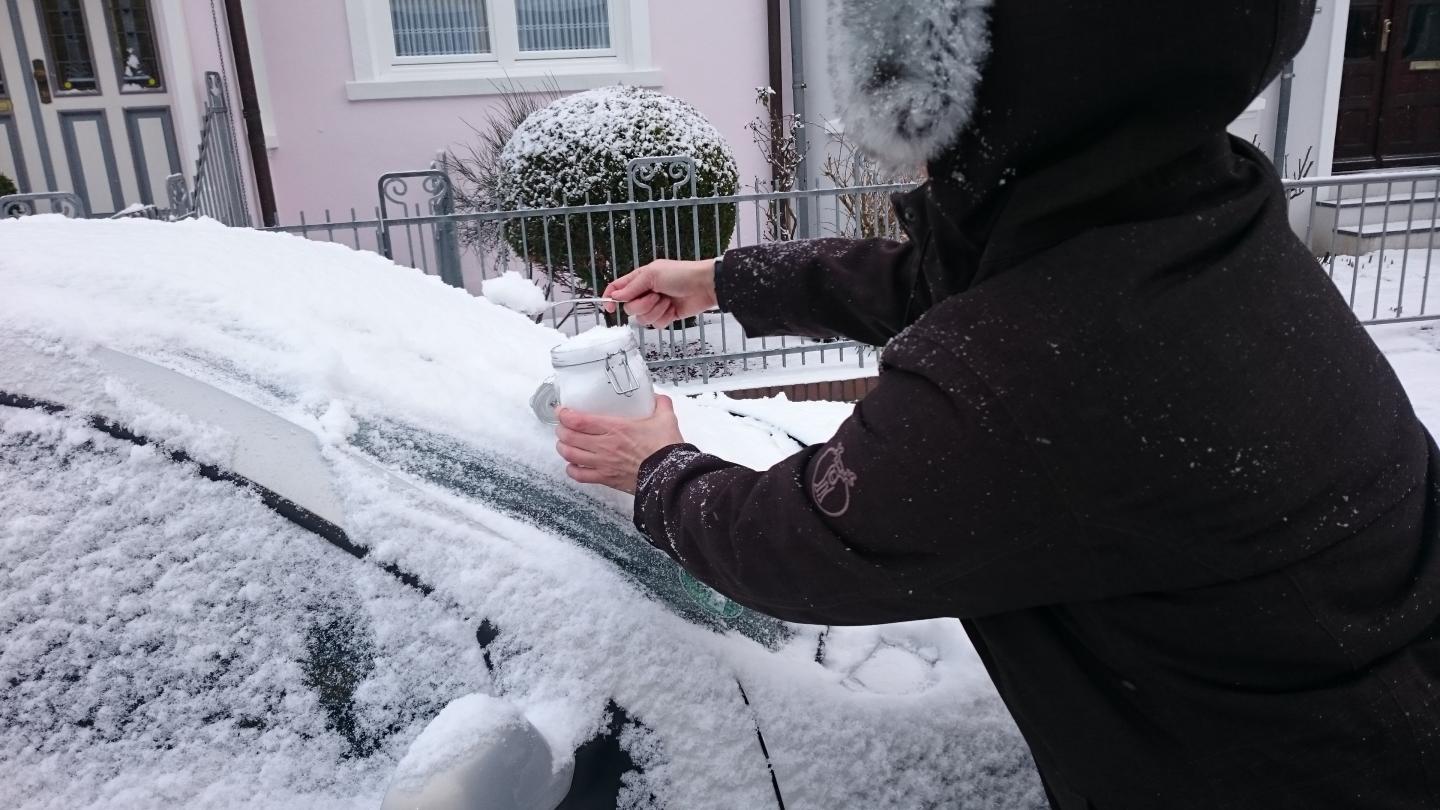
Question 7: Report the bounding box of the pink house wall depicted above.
[243,2,773,222]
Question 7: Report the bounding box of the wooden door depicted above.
[1337,0,1440,170]
[0,0,181,214]
[1378,0,1440,165]
[1336,0,1390,168]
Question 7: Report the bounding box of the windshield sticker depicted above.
[679,570,743,619]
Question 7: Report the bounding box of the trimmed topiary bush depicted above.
[497,86,738,295]
[0,173,16,197]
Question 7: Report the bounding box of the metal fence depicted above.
[261,161,1440,385]
[1288,168,1440,325]
[0,191,88,218]
[264,156,910,385]
[167,71,251,227]
[9,151,1436,383]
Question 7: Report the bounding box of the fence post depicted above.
[432,154,464,289]
[166,174,192,219]
[377,168,457,280]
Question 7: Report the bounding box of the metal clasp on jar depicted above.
[603,351,641,397]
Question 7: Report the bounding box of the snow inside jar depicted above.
[531,326,655,424]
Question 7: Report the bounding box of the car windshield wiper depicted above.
[352,419,792,649]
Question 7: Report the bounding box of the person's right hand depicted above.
[603,259,718,328]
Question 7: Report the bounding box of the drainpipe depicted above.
[222,0,278,226]
[766,0,800,235]
[1272,59,1295,176]
[787,0,810,237]
[765,0,786,188]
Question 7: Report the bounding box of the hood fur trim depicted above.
[830,0,992,172]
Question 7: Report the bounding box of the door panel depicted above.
[58,109,122,212]
[0,54,34,192]
[35,0,102,96]
[1378,0,1440,164]
[1336,0,1389,166]
[1,0,53,192]
[122,106,179,205]
[3,0,177,214]
[0,117,30,192]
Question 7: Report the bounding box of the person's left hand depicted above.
[555,395,685,494]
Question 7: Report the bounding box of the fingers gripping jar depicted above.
[532,327,656,424]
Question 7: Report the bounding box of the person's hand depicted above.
[603,259,718,328]
[555,395,684,494]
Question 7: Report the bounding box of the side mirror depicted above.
[381,695,574,810]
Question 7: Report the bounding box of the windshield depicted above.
[0,406,488,807]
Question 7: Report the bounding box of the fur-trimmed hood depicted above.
[829,0,991,172]
[830,0,1317,283]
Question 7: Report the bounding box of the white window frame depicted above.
[345,0,658,101]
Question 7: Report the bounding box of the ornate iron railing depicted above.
[166,71,251,227]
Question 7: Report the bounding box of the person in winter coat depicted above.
[553,1,1440,807]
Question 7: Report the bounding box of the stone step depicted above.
[1309,214,1440,256]
[1314,197,1440,230]
[1336,217,1440,239]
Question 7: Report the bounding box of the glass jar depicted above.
[531,327,655,424]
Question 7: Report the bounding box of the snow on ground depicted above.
[1371,321,1440,435]
[1327,247,1440,323]
[0,216,1042,810]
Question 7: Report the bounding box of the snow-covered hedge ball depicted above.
[497,86,738,294]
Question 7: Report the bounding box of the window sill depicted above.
[345,66,663,101]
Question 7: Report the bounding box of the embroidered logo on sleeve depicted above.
[811,444,858,517]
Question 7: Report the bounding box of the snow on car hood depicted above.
[0,216,1043,809]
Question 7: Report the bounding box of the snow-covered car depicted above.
[0,216,1043,809]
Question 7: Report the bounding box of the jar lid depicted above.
[551,326,640,368]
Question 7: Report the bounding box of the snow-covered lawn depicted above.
[1371,321,1440,434]
[1327,247,1440,323]
[1,215,1437,810]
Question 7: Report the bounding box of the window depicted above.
[515,0,611,53]
[391,0,493,58]
[37,0,99,95]
[344,0,657,100]
[104,0,164,91]
[1345,5,1380,60]
[1403,2,1440,61]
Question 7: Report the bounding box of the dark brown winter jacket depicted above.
[633,2,1440,808]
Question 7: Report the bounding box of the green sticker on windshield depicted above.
[678,570,743,619]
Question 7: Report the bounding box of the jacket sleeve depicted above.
[716,237,929,346]
[633,341,1102,625]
